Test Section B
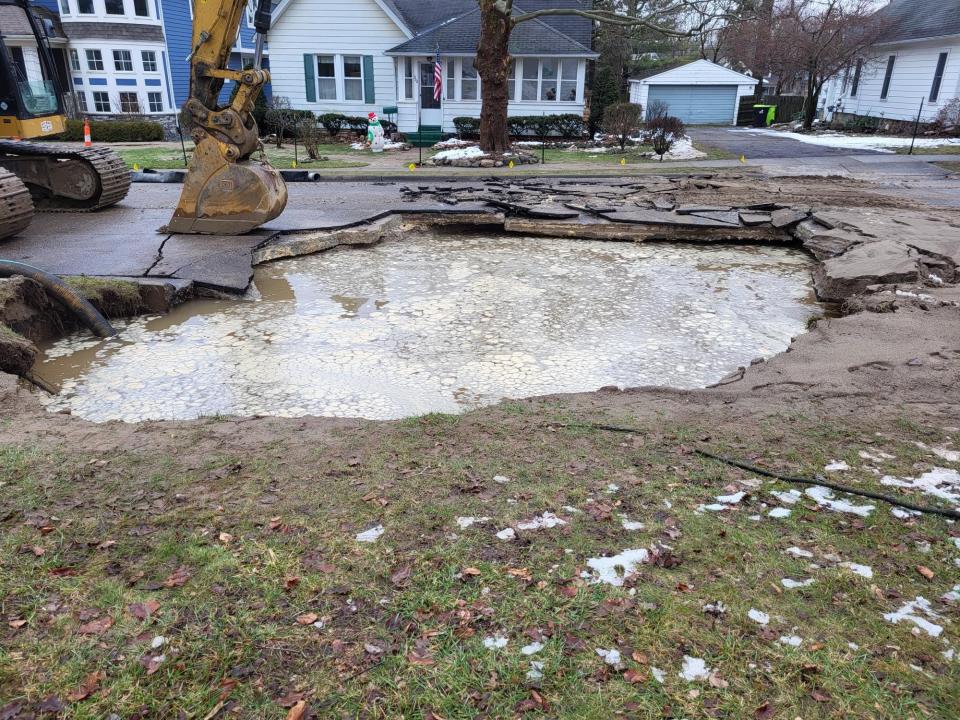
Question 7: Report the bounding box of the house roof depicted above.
[385,1,596,57]
[876,0,960,43]
[630,59,755,85]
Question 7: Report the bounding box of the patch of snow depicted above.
[915,442,960,463]
[495,528,516,541]
[433,146,487,162]
[521,641,544,655]
[515,140,544,147]
[151,636,165,649]
[733,127,960,153]
[892,507,922,519]
[433,138,474,149]
[596,648,622,666]
[768,507,792,519]
[483,635,509,649]
[953,538,960,550]
[679,655,711,681]
[585,548,650,586]
[703,601,727,615]
[944,648,956,662]
[786,547,814,558]
[456,516,490,529]
[663,500,672,509]
[651,136,707,161]
[805,486,875,517]
[620,515,645,531]
[748,514,762,521]
[517,512,566,531]
[883,597,943,637]
[881,468,960,505]
[825,460,850,472]
[493,475,511,484]
[716,491,746,504]
[779,635,803,647]
[748,609,770,625]
[781,578,815,589]
[605,483,620,494]
[860,450,895,463]
[698,503,730,513]
[355,525,385,543]
[526,660,544,680]
[562,505,581,513]
[848,642,860,650]
[771,489,802,505]
[651,666,665,683]
[943,585,960,602]
[840,562,873,579]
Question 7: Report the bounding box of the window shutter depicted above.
[363,55,375,103]
[303,54,316,102]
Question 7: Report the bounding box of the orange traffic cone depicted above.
[83,120,92,148]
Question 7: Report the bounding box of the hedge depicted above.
[60,118,165,142]
[467,113,586,139]
[314,112,397,137]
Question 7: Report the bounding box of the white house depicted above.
[822,0,960,123]
[266,0,597,139]
[628,60,756,126]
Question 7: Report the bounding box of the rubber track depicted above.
[0,139,131,212]
[0,169,34,240]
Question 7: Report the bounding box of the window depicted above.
[461,58,478,100]
[134,0,149,16]
[880,55,895,100]
[540,58,557,101]
[92,91,110,112]
[85,49,103,71]
[105,0,124,14]
[343,55,363,101]
[77,0,93,13]
[850,59,862,97]
[508,60,517,102]
[69,49,81,72]
[446,62,455,101]
[403,57,414,100]
[521,58,538,101]
[147,91,163,112]
[141,50,157,72]
[559,59,578,102]
[58,0,69,14]
[113,50,133,72]
[930,52,948,102]
[76,91,87,112]
[316,55,336,100]
[119,91,139,112]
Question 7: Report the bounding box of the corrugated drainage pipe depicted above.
[0,261,116,338]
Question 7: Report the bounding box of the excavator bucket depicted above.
[162,135,287,235]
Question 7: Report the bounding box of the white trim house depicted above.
[822,0,960,124]
[629,60,756,126]
[267,0,597,134]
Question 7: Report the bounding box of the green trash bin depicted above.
[752,104,777,127]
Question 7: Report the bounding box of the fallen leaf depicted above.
[48,566,78,577]
[623,669,646,684]
[138,652,164,675]
[631,651,649,664]
[30,545,45,557]
[38,695,65,713]
[408,638,435,666]
[917,565,935,580]
[285,700,308,720]
[77,616,114,635]
[283,576,300,591]
[507,567,532,581]
[811,689,832,703]
[754,702,775,720]
[163,565,191,588]
[462,567,482,577]
[558,585,578,598]
[675,582,694,593]
[7,618,27,629]
[96,540,116,550]
[218,532,234,544]
[296,612,319,625]
[708,671,728,689]
[128,600,161,620]
[66,671,104,702]
[276,691,305,708]
[390,565,412,587]
[218,677,239,701]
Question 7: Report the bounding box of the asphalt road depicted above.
[689,126,882,158]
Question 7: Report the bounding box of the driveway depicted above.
[689,126,883,158]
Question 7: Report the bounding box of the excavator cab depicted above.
[0,0,130,240]
[162,0,287,234]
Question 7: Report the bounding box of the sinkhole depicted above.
[35,232,823,422]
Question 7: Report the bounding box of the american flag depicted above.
[433,48,443,102]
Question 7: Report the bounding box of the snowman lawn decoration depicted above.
[367,112,385,152]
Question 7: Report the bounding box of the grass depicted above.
[934,161,960,173]
[115,143,369,170]
[1,403,958,718]
[895,143,960,155]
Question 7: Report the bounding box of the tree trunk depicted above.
[477,1,513,152]
[803,74,818,130]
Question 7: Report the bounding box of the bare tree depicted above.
[476,1,739,152]
[603,102,643,149]
[264,96,298,148]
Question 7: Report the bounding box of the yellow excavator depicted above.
[0,0,285,240]
[0,0,130,240]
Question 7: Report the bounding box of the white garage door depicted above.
[647,84,738,125]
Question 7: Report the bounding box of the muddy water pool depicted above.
[35,233,822,422]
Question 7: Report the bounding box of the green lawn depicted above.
[116,143,369,170]
[894,143,960,155]
[1,403,958,718]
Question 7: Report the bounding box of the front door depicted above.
[419,62,442,126]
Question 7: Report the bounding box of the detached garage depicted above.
[629,60,757,125]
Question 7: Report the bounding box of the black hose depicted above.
[555,422,960,520]
[0,261,116,338]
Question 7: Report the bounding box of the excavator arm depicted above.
[163,0,287,235]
